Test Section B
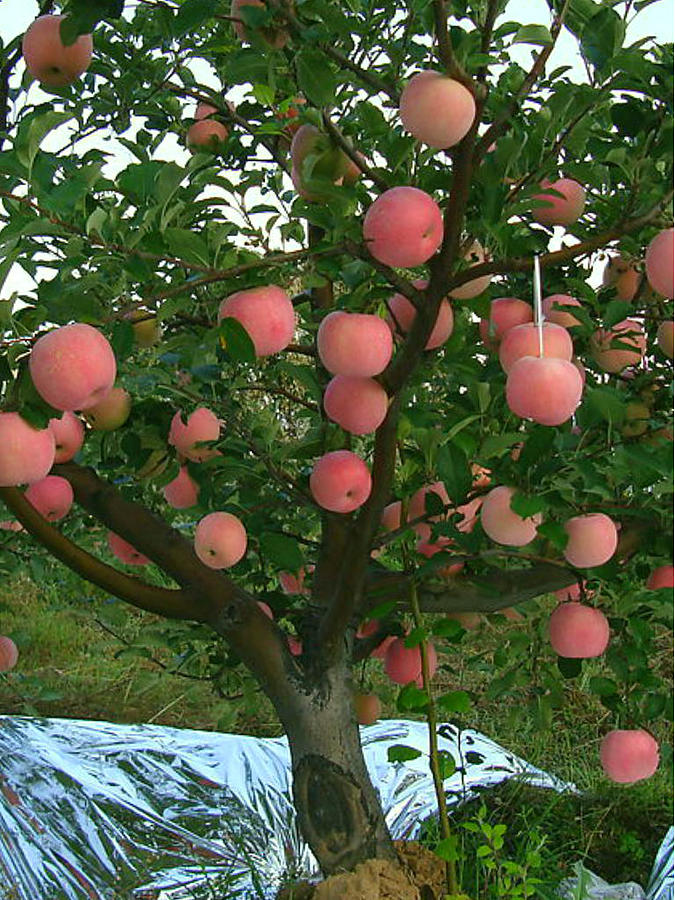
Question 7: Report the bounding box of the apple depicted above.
[48,411,85,463]
[646,565,674,590]
[0,636,19,673]
[645,228,674,298]
[657,321,674,359]
[356,619,380,639]
[83,387,131,431]
[288,636,303,656]
[163,466,200,509]
[187,118,228,151]
[218,286,295,356]
[317,311,393,377]
[169,408,221,462]
[450,241,493,300]
[381,500,403,532]
[371,635,396,659]
[279,566,312,595]
[126,310,161,348]
[480,485,542,547]
[310,450,372,513]
[600,730,659,784]
[290,124,350,189]
[399,70,476,149]
[447,611,482,630]
[387,279,453,350]
[194,512,247,569]
[542,294,583,329]
[354,692,381,725]
[0,412,55,487]
[22,15,93,88]
[499,322,573,373]
[591,319,646,373]
[230,0,289,47]
[416,534,463,576]
[603,256,641,302]
[621,401,650,438]
[257,601,274,619]
[30,324,117,412]
[479,298,533,349]
[531,177,585,226]
[24,475,74,521]
[549,602,610,657]
[108,531,150,566]
[554,580,587,603]
[384,637,437,685]
[563,513,617,568]
[323,375,389,435]
[506,356,583,426]
[363,186,443,268]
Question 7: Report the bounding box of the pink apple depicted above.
[356,618,380,639]
[447,611,482,630]
[506,357,583,426]
[381,500,403,532]
[408,481,450,535]
[554,580,587,602]
[317,311,393,377]
[387,279,454,350]
[600,729,659,783]
[163,466,200,509]
[0,636,19,672]
[187,118,228,151]
[399,70,476,149]
[371,635,396,659]
[416,535,463,576]
[384,637,437,686]
[543,294,583,329]
[196,102,219,121]
[563,513,617,568]
[549,602,610,657]
[24,475,74,521]
[645,228,674,298]
[169,408,221,462]
[83,387,131,431]
[288,635,303,656]
[450,241,493,300]
[310,450,372,513]
[257,601,274,619]
[480,485,542,547]
[0,413,55,487]
[363,186,443,268]
[22,15,93,88]
[48,412,84,463]
[591,319,646,373]
[499,322,573,373]
[480,298,533,348]
[279,567,311,595]
[531,178,586,226]
[603,256,641,302]
[30,324,117,412]
[108,531,150,566]
[218,286,295,356]
[646,565,674,590]
[323,376,389,435]
[194,512,247,569]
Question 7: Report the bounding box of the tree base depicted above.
[277,841,446,900]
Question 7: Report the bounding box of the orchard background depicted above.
[0,0,673,896]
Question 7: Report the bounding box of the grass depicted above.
[0,575,672,893]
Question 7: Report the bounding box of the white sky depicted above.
[0,0,673,303]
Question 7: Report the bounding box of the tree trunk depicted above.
[274,656,396,876]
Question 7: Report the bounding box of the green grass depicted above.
[0,575,672,893]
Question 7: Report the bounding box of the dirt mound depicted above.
[277,840,448,900]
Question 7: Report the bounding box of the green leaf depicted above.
[259,533,304,571]
[387,744,423,763]
[438,690,471,714]
[558,656,583,679]
[513,24,553,46]
[397,683,428,711]
[603,299,634,329]
[295,50,337,107]
[589,676,618,696]
[581,8,626,69]
[173,0,218,36]
[438,750,456,779]
[163,228,210,266]
[15,111,74,171]
[510,491,546,518]
[110,320,135,363]
[536,521,568,551]
[435,835,460,863]
[585,386,626,425]
[436,443,472,504]
[218,317,256,364]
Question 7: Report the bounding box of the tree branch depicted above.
[432,0,465,81]
[321,113,389,193]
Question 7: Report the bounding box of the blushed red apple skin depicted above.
[22,15,93,88]
[531,178,585,226]
[169,408,221,463]
[194,512,247,569]
[363,187,443,268]
[218,286,295,357]
[600,729,659,783]
[506,357,583,426]
[480,485,542,547]
[563,513,618,568]
[387,279,454,350]
[310,450,372,513]
[0,413,56,487]
[49,412,84,463]
[323,375,388,435]
[548,602,610,658]
[317,311,393,377]
[645,228,674,298]
[646,565,674,590]
[24,475,74,521]
[399,70,476,149]
[108,531,150,566]
[163,466,200,509]
[0,636,19,673]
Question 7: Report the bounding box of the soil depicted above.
[276,840,447,900]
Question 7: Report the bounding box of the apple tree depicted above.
[0,0,673,885]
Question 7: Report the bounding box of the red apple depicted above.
[0,413,55,487]
[30,324,117,412]
[194,512,247,569]
[645,228,674,298]
[354,692,381,725]
[384,637,437,685]
[310,450,372,513]
[543,294,583,329]
[499,322,573,373]
[363,186,443,268]
[549,602,610,657]
[24,475,74,521]
[169,408,221,462]
[381,500,403,532]
[646,565,674,590]
[600,729,659,783]
[479,298,533,349]
[563,513,618,568]
[591,319,646,373]
[218,286,295,357]
[450,241,492,300]
[163,466,200,509]
[399,70,475,149]
[108,531,150,566]
[387,279,454,350]
[22,15,93,88]
[48,412,84,463]
[187,118,228,151]
[317,311,393,377]
[323,376,389,435]
[603,256,641,302]
[0,636,19,673]
[531,178,585,226]
[506,356,583,426]
[480,485,542,547]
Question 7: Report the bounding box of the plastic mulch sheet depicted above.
[0,716,670,899]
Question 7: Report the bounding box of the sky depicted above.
[0,0,673,302]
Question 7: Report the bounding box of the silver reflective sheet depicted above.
[0,716,662,899]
